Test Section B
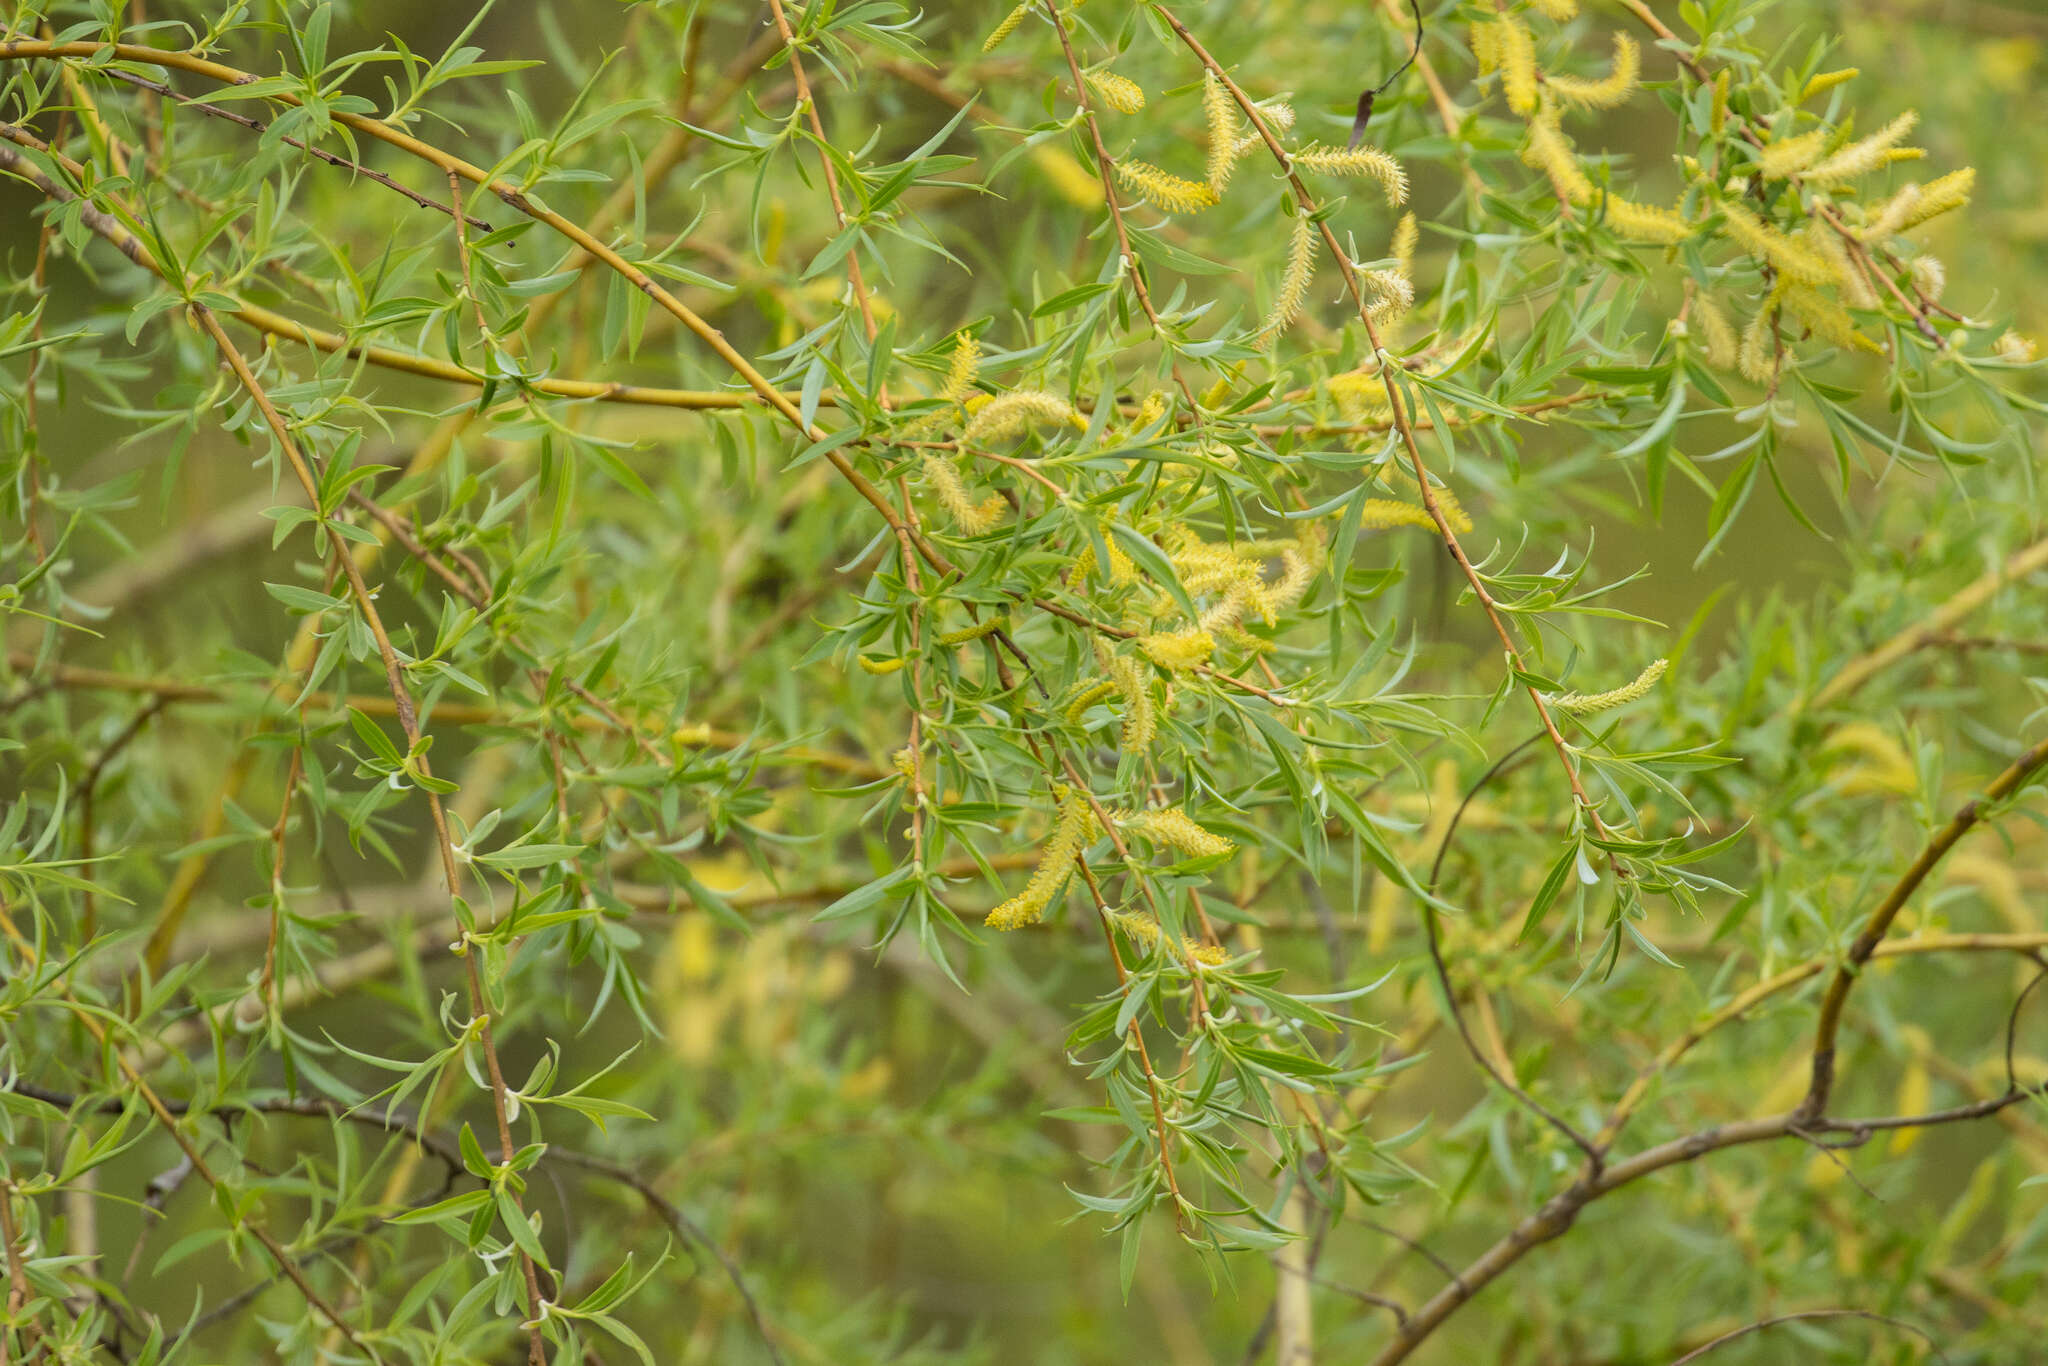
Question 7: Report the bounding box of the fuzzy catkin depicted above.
[921,453,1005,533]
[1107,652,1155,753]
[1085,70,1145,115]
[1139,629,1215,671]
[1114,158,1218,214]
[1898,168,1974,228]
[1739,296,1780,383]
[1258,213,1318,340]
[940,332,979,402]
[1692,294,1739,372]
[1801,111,1918,185]
[1523,116,1593,205]
[1112,912,1229,966]
[1547,33,1640,110]
[1203,74,1236,196]
[1598,194,1693,244]
[1758,128,1829,179]
[1116,807,1236,860]
[1498,16,1540,116]
[1549,658,1668,713]
[1780,284,1878,354]
[984,792,1096,930]
[1718,201,1840,286]
[1291,143,1408,206]
[1391,212,1418,277]
[962,389,1083,443]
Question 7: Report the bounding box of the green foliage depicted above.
[1,0,2045,1362]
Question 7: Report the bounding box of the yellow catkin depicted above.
[1139,629,1215,671]
[1805,219,1874,307]
[1471,20,1503,78]
[1329,369,1393,422]
[921,452,1005,533]
[935,615,1006,647]
[1598,193,1694,244]
[1693,294,1739,371]
[1857,183,1922,243]
[1230,100,1296,158]
[1169,536,1263,596]
[962,389,1084,442]
[1549,658,1668,713]
[1910,255,1945,301]
[1522,115,1593,205]
[1530,0,1579,18]
[1391,212,1418,277]
[1498,15,1539,116]
[1364,268,1415,323]
[1710,70,1730,133]
[1111,912,1229,966]
[940,332,979,402]
[1547,33,1639,110]
[1383,467,1473,534]
[1204,73,1236,196]
[1897,167,1974,228]
[857,654,905,675]
[1117,807,1236,860]
[1801,110,1918,186]
[1085,70,1146,115]
[1358,499,1438,533]
[1126,389,1168,433]
[985,791,1096,930]
[1996,331,2038,364]
[1198,579,1266,633]
[1800,67,1859,102]
[1064,679,1118,723]
[1107,651,1155,753]
[1781,283,1878,353]
[1075,534,1138,585]
[1718,200,1839,286]
[1259,213,1318,340]
[1030,145,1105,207]
[1291,142,1408,206]
[982,2,1029,53]
[1113,159,1218,214]
[1758,128,1830,179]
[1739,294,1780,383]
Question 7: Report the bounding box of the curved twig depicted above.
[1665,1308,1950,1365]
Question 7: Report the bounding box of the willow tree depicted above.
[2,0,2044,1362]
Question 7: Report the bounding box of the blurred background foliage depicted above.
[1,1,2046,1364]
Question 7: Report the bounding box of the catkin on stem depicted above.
[1548,658,1668,713]
[1758,128,1829,179]
[1116,807,1236,860]
[1107,652,1155,754]
[1718,201,1840,286]
[985,791,1097,930]
[1547,33,1640,110]
[1499,16,1540,116]
[921,452,1005,533]
[1801,111,1918,186]
[1114,159,1219,214]
[1258,213,1318,340]
[1085,70,1146,115]
[1291,143,1408,206]
[962,389,1084,442]
[1692,294,1739,371]
[1203,73,1236,196]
